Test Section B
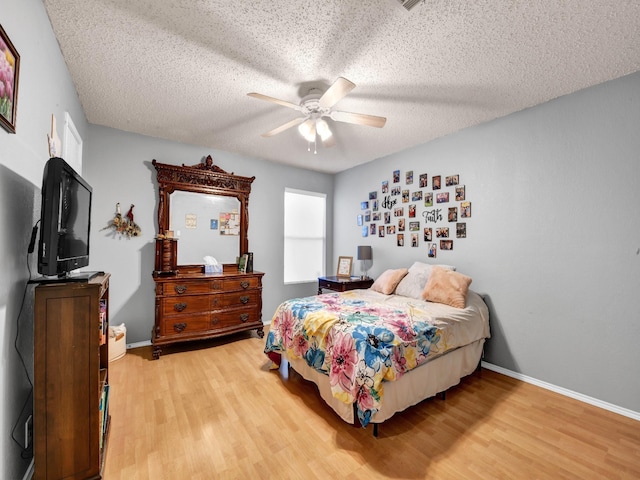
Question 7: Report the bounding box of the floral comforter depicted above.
[264,289,489,427]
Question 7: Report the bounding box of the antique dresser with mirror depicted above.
[151,155,264,359]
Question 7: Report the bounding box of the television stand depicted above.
[29,271,105,284]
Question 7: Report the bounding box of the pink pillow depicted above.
[370,268,409,295]
[422,266,472,308]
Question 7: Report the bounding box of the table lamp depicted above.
[357,245,372,279]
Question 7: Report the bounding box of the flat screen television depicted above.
[37,157,94,280]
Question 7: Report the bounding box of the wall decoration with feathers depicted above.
[102,203,142,238]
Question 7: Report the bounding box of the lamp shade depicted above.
[357,245,372,261]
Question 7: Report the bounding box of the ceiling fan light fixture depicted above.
[316,119,332,141]
[248,76,386,150]
[298,121,315,142]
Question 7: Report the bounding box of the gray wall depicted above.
[334,72,640,415]
[83,125,334,344]
[0,0,89,478]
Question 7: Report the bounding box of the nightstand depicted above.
[318,276,374,294]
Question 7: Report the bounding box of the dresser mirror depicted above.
[170,190,240,264]
[152,156,255,270]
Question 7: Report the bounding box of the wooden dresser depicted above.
[152,267,264,359]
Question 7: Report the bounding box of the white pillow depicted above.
[394,262,456,299]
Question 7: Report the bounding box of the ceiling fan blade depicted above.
[261,117,306,137]
[318,77,356,108]
[247,92,303,112]
[330,110,387,128]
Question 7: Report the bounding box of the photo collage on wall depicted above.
[357,169,472,258]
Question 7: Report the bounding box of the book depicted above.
[246,252,253,273]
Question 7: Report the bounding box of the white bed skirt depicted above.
[285,338,485,424]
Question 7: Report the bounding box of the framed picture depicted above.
[337,256,353,277]
[424,192,433,207]
[185,213,197,229]
[0,25,20,134]
[441,239,453,250]
[436,192,449,203]
[446,175,459,186]
[419,173,428,187]
[406,170,414,184]
[461,201,472,218]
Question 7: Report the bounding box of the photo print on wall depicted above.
[356,169,472,258]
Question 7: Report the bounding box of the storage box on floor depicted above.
[109,323,126,361]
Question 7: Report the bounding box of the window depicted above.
[284,188,326,283]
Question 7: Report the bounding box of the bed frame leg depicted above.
[437,391,446,400]
[373,424,378,438]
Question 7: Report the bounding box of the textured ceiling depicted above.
[44,0,640,173]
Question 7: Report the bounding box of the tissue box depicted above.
[109,324,127,362]
[205,264,222,274]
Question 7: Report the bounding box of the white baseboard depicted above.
[481,361,640,422]
[126,340,152,349]
[22,458,34,480]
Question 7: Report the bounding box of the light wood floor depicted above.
[104,331,640,479]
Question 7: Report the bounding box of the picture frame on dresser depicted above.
[337,256,353,277]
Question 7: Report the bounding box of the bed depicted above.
[264,262,490,432]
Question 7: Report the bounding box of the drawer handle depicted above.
[174,284,188,294]
[240,313,249,323]
[240,281,250,289]
[240,295,250,304]
[212,282,222,290]
[173,302,187,312]
[173,322,187,333]
[213,298,219,307]
[211,318,220,325]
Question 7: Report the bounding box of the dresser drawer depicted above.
[212,277,261,292]
[162,296,210,316]
[160,314,211,336]
[211,291,258,309]
[162,281,211,296]
[210,308,259,329]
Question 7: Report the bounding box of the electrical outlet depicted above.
[25,415,33,449]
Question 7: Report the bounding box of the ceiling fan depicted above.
[247,77,386,153]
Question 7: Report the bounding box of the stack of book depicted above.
[99,383,110,450]
[238,252,253,273]
[99,299,107,345]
